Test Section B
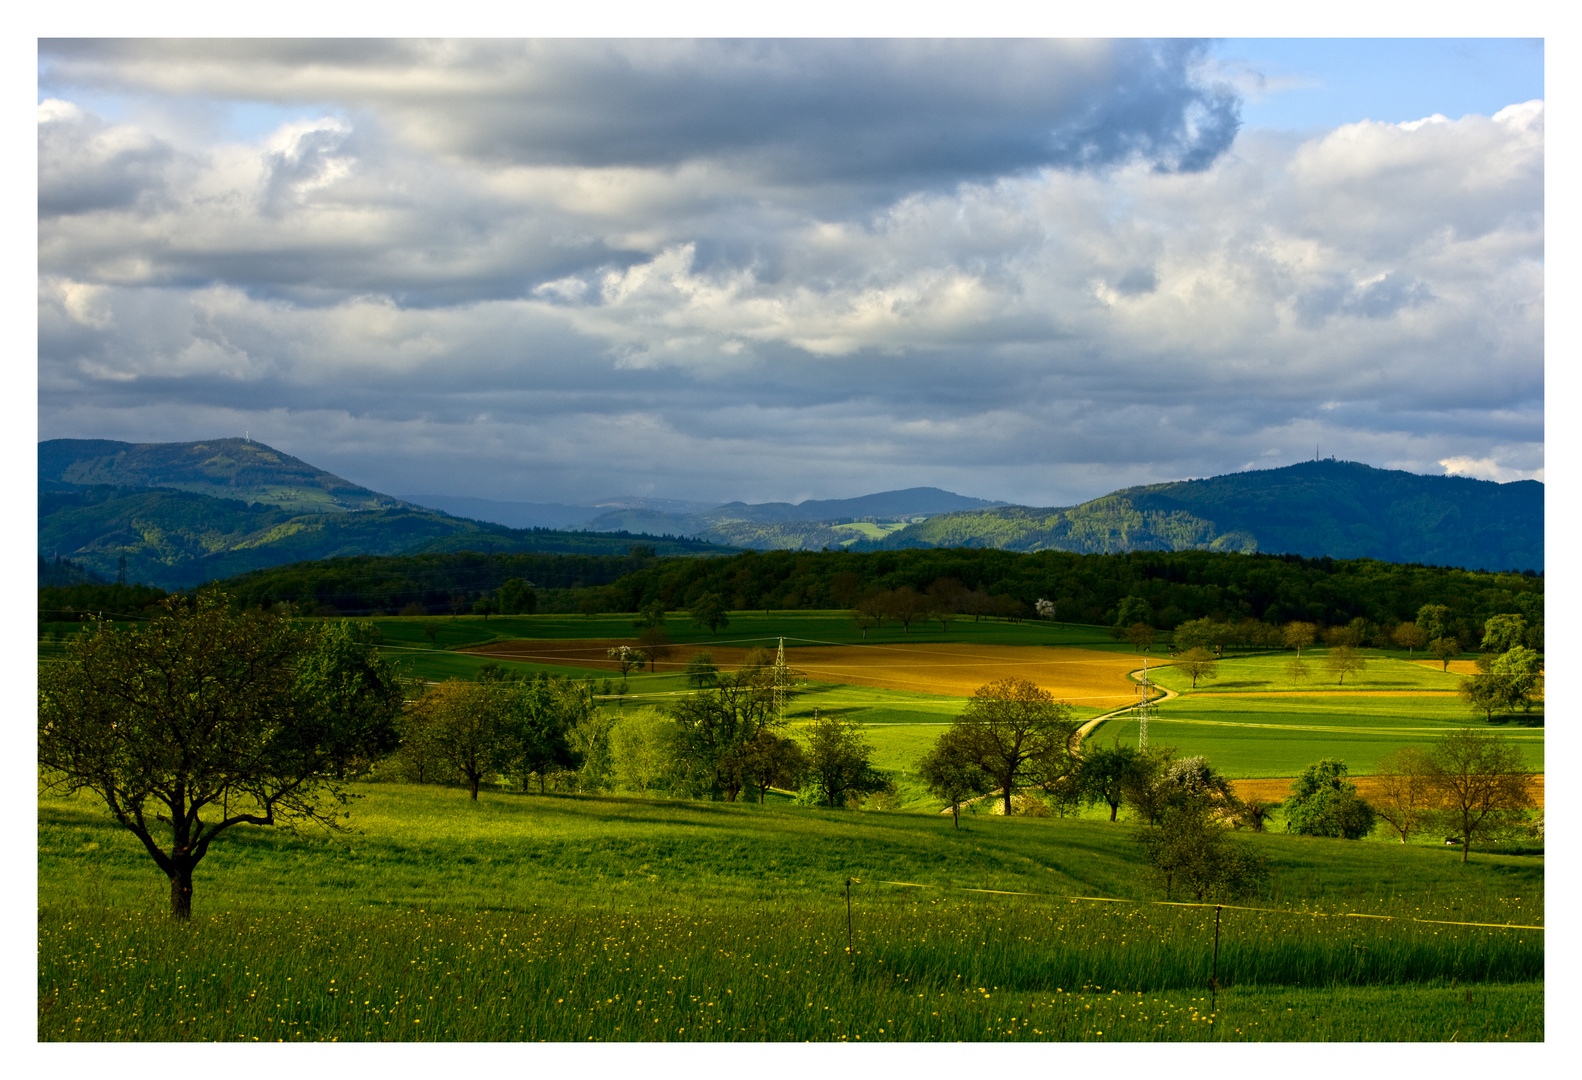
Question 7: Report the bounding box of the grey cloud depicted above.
[38,103,173,217]
[1113,267,1158,295]
[40,39,1240,187]
[36,48,1543,507]
[1294,271,1433,324]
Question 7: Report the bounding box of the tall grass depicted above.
[39,899,1542,1042]
[39,782,1544,1041]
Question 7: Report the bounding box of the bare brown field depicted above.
[468,639,1146,707]
[1191,690,1460,698]
[1231,774,1546,809]
[1408,660,1481,676]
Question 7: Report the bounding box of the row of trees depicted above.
[576,546,1540,635]
[40,594,904,918]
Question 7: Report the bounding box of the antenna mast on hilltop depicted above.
[1136,657,1153,749]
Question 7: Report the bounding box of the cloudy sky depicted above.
[36,37,1544,508]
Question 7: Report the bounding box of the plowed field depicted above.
[466,639,1146,707]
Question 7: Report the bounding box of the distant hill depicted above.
[39,438,408,514]
[37,438,736,590]
[401,494,606,531]
[583,487,1005,549]
[858,461,1542,572]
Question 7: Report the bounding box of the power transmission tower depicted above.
[773,637,789,723]
[1136,657,1154,749]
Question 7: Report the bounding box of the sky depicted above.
[36,36,1545,508]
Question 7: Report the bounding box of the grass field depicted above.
[1146,650,1471,695]
[39,615,1545,1042]
[362,611,1135,652]
[38,783,1543,1041]
[1090,696,1545,778]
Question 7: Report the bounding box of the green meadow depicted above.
[39,615,1544,1041]
[362,610,1131,651]
[39,783,1543,1042]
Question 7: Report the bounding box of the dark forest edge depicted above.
[42,546,1542,650]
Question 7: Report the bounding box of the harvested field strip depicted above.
[1146,716,1543,738]
[1230,774,1546,809]
[469,639,1145,703]
[1189,690,1461,698]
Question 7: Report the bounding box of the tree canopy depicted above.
[942,678,1076,816]
[38,591,406,917]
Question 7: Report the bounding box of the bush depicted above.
[1285,759,1377,839]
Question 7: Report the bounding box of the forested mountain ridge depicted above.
[857,460,1542,572]
[579,487,1004,548]
[39,437,407,513]
[39,485,731,590]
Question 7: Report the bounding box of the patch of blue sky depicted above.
[1209,38,1544,132]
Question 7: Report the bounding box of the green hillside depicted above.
[863,460,1541,572]
[40,485,731,591]
[39,437,405,513]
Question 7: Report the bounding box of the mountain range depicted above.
[38,439,729,589]
[859,460,1542,572]
[38,438,1542,590]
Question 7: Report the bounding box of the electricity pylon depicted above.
[1136,656,1154,749]
[772,637,789,723]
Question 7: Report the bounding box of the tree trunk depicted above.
[1109,801,1119,822]
[951,803,959,829]
[1002,787,1013,816]
[169,866,194,919]
[1461,832,1470,863]
[470,773,480,800]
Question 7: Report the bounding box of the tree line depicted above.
[566,547,1541,641]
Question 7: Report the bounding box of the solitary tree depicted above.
[916,728,992,828]
[293,619,407,780]
[1324,645,1368,685]
[1429,635,1461,672]
[684,651,720,689]
[606,645,643,682]
[38,592,404,918]
[1135,807,1269,902]
[741,730,808,804]
[1072,739,1144,821]
[689,593,730,634]
[1133,753,1266,902]
[417,679,509,800]
[1392,621,1429,656]
[1125,623,1156,652]
[945,678,1076,817]
[1173,647,1219,689]
[885,587,929,634]
[1173,618,1216,653]
[1282,621,1317,657]
[802,710,890,808]
[1423,728,1535,862]
[1371,746,1435,843]
[1284,759,1376,839]
[1458,646,1542,724]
